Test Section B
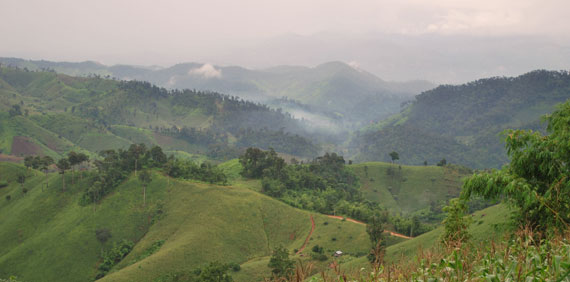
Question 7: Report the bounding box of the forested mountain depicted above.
[352,70,570,168]
[0,66,319,158]
[0,58,435,129]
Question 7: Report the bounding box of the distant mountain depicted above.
[351,70,570,168]
[0,58,435,128]
[0,66,319,159]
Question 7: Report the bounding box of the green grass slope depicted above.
[351,162,471,214]
[0,162,372,282]
[338,204,513,272]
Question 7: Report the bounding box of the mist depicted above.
[2,0,570,83]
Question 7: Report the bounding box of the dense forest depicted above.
[353,70,570,168]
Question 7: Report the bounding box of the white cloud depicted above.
[188,64,222,79]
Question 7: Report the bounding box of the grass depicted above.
[337,204,514,273]
[351,162,470,214]
[0,162,372,282]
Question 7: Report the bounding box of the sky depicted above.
[1,0,570,82]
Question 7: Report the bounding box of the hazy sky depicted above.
[2,0,570,82]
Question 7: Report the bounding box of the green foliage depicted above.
[164,158,227,185]
[355,70,570,168]
[268,245,294,278]
[130,240,165,265]
[96,239,134,279]
[0,180,7,188]
[198,261,234,282]
[8,104,22,117]
[389,151,399,163]
[462,100,570,233]
[239,147,285,179]
[366,216,387,262]
[139,169,152,185]
[441,198,471,244]
[240,148,385,222]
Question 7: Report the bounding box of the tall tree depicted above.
[67,151,80,185]
[366,215,386,264]
[389,151,399,164]
[17,174,26,194]
[41,156,54,191]
[56,158,71,192]
[268,245,294,278]
[138,169,152,207]
[24,156,34,174]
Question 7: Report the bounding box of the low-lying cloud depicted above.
[188,63,222,79]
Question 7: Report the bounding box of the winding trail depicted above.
[295,215,316,255]
[326,215,413,240]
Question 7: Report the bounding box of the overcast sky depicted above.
[2,0,570,82]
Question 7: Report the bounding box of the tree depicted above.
[268,245,294,278]
[128,144,147,177]
[389,151,399,164]
[67,151,85,184]
[24,156,34,173]
[149,145,167,166]
[17,174,26,194]
[461,100,570,234]
[437,158,447,166]
[41,156,54,191]
[138,169,152,207]
[366,215,386,263]
[441,198,471,245]
[56,158,71,192]
[9,104,22,117]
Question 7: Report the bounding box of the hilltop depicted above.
[352,70,570,168]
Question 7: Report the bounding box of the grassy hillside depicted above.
[351,162,471,214]
[336,204,513,273]
[0,162,374,282]
[353,70,570,168]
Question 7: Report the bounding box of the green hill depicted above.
[333,203,513,274]
[0,162,375,282]
[0,58,435,127]
[0,66,319,159]
[352,70,570,168]
[351,162,471,214]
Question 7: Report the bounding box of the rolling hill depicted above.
[0,58,435,128]
[0,162,379,282]
[352,70,570,168]
[0,66,319,159]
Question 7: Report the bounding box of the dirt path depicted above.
[326,215,413,240]
[295,215,315,255]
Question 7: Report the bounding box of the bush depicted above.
[228,262,241,272]
[5,195,11,201]
[0,180,8,188]
[311,253,328,261]
[96,239,134,279]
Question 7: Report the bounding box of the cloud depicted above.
[188,63,222,79]
[348,61,363,72]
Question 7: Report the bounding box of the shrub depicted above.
[0,180,8,188]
